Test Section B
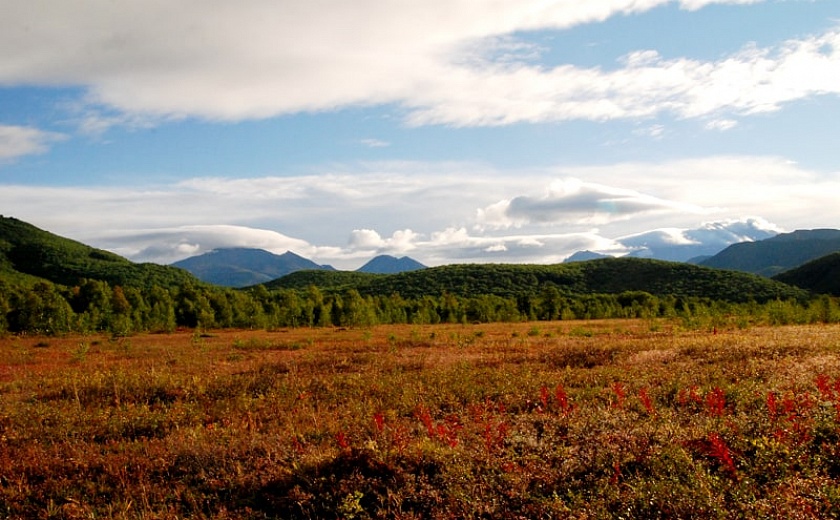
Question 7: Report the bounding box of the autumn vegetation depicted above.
[3,321,840,518]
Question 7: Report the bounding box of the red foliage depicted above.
[639,387,656,416]
[414,405,461,447]
[766,391,778,421]
[707,433,738,479]
[705,387,727,417]
[611,382,626,409]
[373,411,385,433]
[555,384,574,416]
[335,430,350,450]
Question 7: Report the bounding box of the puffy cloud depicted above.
[347,229,419,253]
[348,229,386,249]
[9,0,836,130]
[0,124,65,160]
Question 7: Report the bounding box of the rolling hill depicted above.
[772,252,840,296]
[268,257,807,303]
[700,229,840,276]
[0,215,199,288]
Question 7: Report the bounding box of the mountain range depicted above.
[171,248,427,287]
[2,215,839,298]
[171,249,335,288]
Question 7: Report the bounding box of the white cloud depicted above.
[634,124,666,138]
[0,124,65,160]
[545,155,828,220]
[679,0,762,10]
[348,229,386,249]
[360,138,390,148]
[9,0,836,131]
[704,119,738,131]
[477,178,705,229]
[405,28,840,127]
[347,228,421,256]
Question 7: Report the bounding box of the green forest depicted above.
[2,215,839,335]
[3,274,840,336]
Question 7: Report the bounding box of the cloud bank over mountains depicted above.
[84,214,780,269]
[0,155,816,269]
[617,218,782,261]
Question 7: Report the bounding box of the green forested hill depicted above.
[263,269,383,291]
[773,252,840,296]
[268,257,807,303]
[0,215,198,288]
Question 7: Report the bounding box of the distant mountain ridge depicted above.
[700,229,840,276]
[171,249,426,287]
[171,248,335,287]
[357,255,426,274]
[564,251,612,263]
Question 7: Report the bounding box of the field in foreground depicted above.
[2,321,840,519]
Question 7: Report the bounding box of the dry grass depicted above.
[2,320,840,518]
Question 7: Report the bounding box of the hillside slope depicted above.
[772,252,840,296]
[0,215,198,288]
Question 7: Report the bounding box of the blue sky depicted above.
[1,0,839,269]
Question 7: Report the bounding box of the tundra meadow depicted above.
[3,320,840,519]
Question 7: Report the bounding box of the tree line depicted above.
[2,277,839,336]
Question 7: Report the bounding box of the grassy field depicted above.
[2,320,840,519]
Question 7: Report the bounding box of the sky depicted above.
[1,0,839,270]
